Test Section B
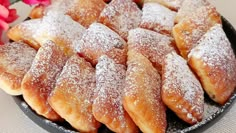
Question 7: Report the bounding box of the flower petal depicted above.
[0,0,10,8]
[22,0,40,5]
[5,8,18,23]
[0,4,9,19]
[0,19,9,30]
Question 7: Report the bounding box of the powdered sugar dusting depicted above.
[75,23,127,65]
[0,42,36,76]
[176,0,210,23]
[162,52,204,123]
[54,54,96,124]
[140,3,176,34]
[29,41,68,97]
[99,0,142,40]
[128,28,174,71]
[124,50,166,129]
[94,55,128,129]
[164,0,184,10]
[189,24,236,90]
[34,11,85,55]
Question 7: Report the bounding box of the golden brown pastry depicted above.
[75,23,127,66]
[128,28,175,72]
[98,0,142,40]
[162,52,204,125]
[29,4,46,19]
[188,24,236,105]
[48,54,101,133]
[0,42,36,95]
[123,50,166,133]
[22,41,68,121]
[175,0,210,23]
[140,2,176,35]
[34,11,85,56]
[144,0,184,11]
[92,55,138,133]
[172,5,221,59]
[7,19,41,49]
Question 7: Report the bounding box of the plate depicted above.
[13,17,236,133]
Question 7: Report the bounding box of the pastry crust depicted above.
[128,28,174,72]
[123,50,166,133]
[93,55,138,133]
[144,0,184,11]
[140,2,176,35]
[48,54,101,133]
[22,41,68,121]
[34,11,85,56]
[75,23,127,66]
[162,52,204,125]
[29,4,46,19]
[7,19,41,49]
[0,42,36,95]
[188,24,236,105]
[98,0,142,40]
[175,0,210,23]
[172,5,221,59]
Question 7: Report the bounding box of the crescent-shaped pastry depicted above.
[175,0,210,23]
[128,28,174,72]
[123,50,166,133]
[98,0,142,40]
[172,5,221,59]
[34,11,85,56]
[188,24,236,105]
[22,41,68,121]
[140,2,176,35]
[7,19,41,49]
[48,54,101,132]
[93,55,138,133]
[75,23,127,66]
[0,42,36,95]
[162,52,204,125]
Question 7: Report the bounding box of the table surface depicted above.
[1,1,236,133]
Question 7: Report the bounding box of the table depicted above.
[0,1,236,133]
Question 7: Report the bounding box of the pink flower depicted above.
[0,0,18,44]
[23,0,51,6]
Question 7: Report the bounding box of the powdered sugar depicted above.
[140,2,176,34]
[128,28,174,71]
[162,52,204,123]
[34,11,85,55]
[29,41,68,97]
[99,0,142,40]
[0,42,36,76]
[94,55,128,129]
[175,0,210,23]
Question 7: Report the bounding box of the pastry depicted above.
[123,50,166,133]
[172,5,221,59]
[0,42,36,95]
[162,52,204,125]
[22,41,68,121]
[34,11,85,56]
[144,0,184,11]
[43,0,106,28]
[29,4,46,19]
[48,54,101,133]
[140,2,176,35]
[7,19,41,49]
[128,28,175,72]
[93,55,138,133]
[75,23,127,66]
[188,24,236,105]
[98,0,142,40]
[175,0,210,23]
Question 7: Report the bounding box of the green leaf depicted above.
[10,0,21,5]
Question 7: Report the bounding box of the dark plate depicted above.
[13,17,236,133]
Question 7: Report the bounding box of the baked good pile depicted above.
[1,0,236,132]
